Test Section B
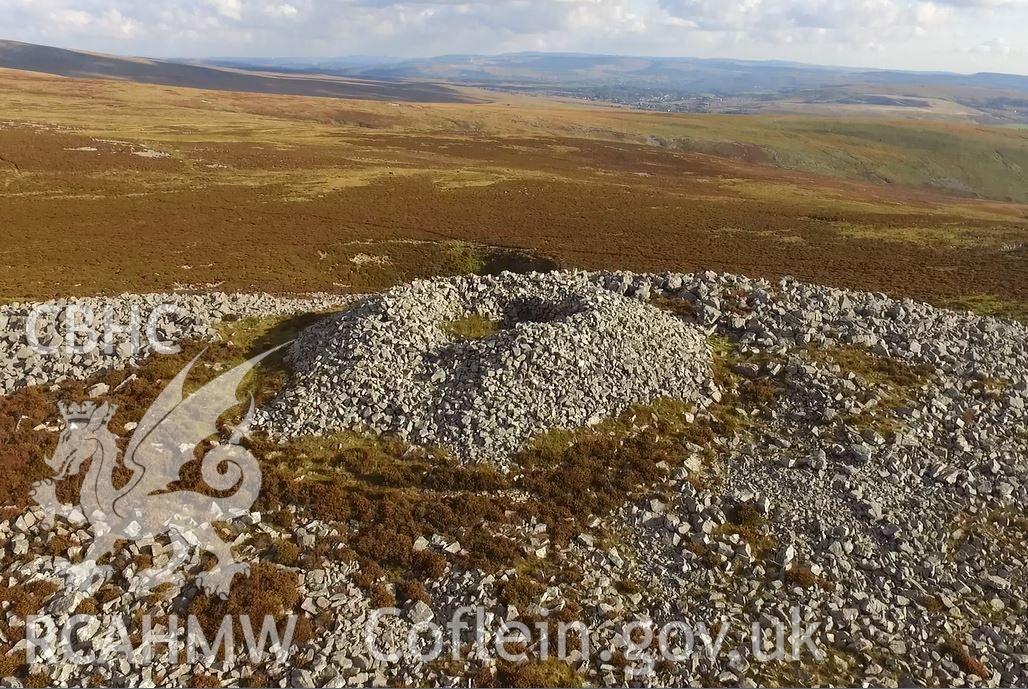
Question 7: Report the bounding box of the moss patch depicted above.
[943,294,1028,324]
[803,344,933,438]
[441,314,501,340]
[495,659,585,688]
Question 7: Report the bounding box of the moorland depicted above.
[0,49,1026,321]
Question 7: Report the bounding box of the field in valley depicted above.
[0,67,1026,320]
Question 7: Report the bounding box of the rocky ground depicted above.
[0,292,348,395]
[1,271,1026,688]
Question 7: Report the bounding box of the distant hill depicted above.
[0,39,473,103]
[206,52,1028,95]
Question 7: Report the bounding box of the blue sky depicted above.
[1,0,1026,74]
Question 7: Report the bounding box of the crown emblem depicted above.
[57,401,117,425]
[58,401,97,422]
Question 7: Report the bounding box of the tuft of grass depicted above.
[0,651,28,683]
[411,550,448,580]
[709,335,741,386]
[806,345,931,391]
[784,563,832,591]
[445,241,487,275]
[497,557,550,612]
[942,294,1028,324]
[804,344,933,437]
[495,659,584,688]
[0,580,59,620]
[74,599,99,616]
[440,313,501,340]
[707,335,784,437]
[269,539,301,567]
[23,674,50,689]
[187,563,302,642]
[941,636,989,678]
[717,501,777,560]
[369,582,395,609]
[0,580,60,680]
[784,565,818,590]
[396,580,432,605]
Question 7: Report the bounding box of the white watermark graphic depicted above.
[25,303,185,357]
[32,345,286,597]
[365,605,823,677]
[26,614,298,667]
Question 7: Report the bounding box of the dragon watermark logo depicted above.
[30,346,285,598]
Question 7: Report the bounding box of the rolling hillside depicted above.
[1,45,1027,204]
[0,39,473,103]
[210,52,1028,95]
[208,52,1028,125]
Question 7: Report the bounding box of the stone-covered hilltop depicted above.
[259,269,1027,463]
[2,270,1026,687]
[252,270,1026,685]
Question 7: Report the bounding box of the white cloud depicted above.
[43,6,141,38]
[0,0,1024,73]
[937,0,1028,6]
[99,8,143,37]
[656,0,952,43]
[263,2,299,18]
[972,36,1026,55]
[49,9,94,28]
[209,0,243,20]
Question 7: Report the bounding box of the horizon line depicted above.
[3,37,1027,80]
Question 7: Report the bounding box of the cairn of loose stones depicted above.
[257,272,713,463]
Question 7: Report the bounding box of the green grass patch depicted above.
[445,241,488,275]
[441,313,501,340]
[803,344,934,437]
[767,119,1028,203]
[805,345,932,391]
[834,222,986,248]
[942,294,1028,324]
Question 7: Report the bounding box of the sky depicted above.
[1,0,1026,75]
